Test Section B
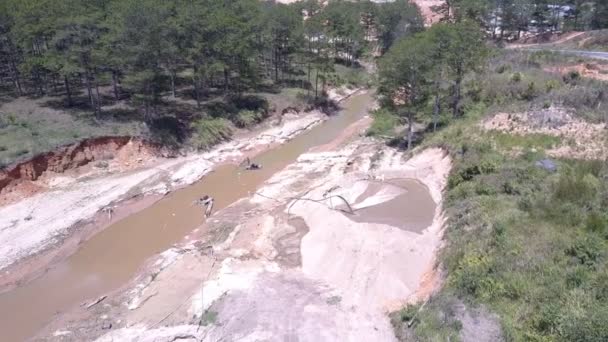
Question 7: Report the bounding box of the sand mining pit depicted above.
[42,141,451,342]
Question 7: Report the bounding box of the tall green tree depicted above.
[376,0,424,53]
[379,33,433,150]
[0,0,23,95]
[51,0,106,112]
[591,0,608,29]
[261,2,303,83]
[106,0,175,120]
[442,21,488,118]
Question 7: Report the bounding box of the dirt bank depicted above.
[36,127,451,341]
[0,137,160,206]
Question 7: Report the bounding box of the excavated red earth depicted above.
[0,137,160,205]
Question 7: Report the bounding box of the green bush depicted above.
[452,251,498,298]
[566,237,604,267]
[545,79,560,92]
[563,70,580,84]
[232,110,263,128]
[191,118,232,149]
[510,72,522,83]
[553,170,600,205]
[521,81,538,101]
[366,109,399,137]
[586,212,608,236]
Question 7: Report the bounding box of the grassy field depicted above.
[0,97,143,167]
[379,50,608,341]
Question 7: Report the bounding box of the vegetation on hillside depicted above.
[374,10,608,339]
[0,0,423,166]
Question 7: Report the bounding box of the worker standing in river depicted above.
[194,195,214,218]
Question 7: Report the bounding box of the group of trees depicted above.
[0,0,423,121]
[436,0,608,39]
[379,19,488,150]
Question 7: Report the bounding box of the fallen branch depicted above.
[85,295,107,309]
[254,189,355,218]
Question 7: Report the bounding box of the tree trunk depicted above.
[52,75,58,93]
[85,70,94,109]
[274,45,279,82]
[307,40,312,96]
[322,74,326,96]
[407,111,413,150]
[112,71,119,101]
[144,81,151,122]
[9,59,23,96]
[452,73,462,118]
[195,79,201,109]
[170,70,176,98]
[433,87,440,132]
[223,67,229,91]
[315,70,319,99]
[64,75,73,107]
[36,70,44,96]
[95,79,102,118]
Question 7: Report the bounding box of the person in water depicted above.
[245,156,262,170]
[194,195,214,217]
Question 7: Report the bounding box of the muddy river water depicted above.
[0,91,435,341]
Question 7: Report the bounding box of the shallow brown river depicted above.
[0,92,380,341]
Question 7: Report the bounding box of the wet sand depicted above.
[349,179,436,233]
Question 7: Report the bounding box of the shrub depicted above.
[586,212,607,236]
[559,306,608,342]
[510,72,522,83]
[521,81,538,101]
[566,237,603,267]
[191,118,232,149]
[496,64,510,74]
[563,70,580,84]
[366,109,399,137]
[232,110,263,128]
[12,148,29,157]
[230,94,269,113]
[553,169,599,205]
[452,251,497,297]
[545,79,560,92]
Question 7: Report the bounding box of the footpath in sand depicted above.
[41,128,452,341]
